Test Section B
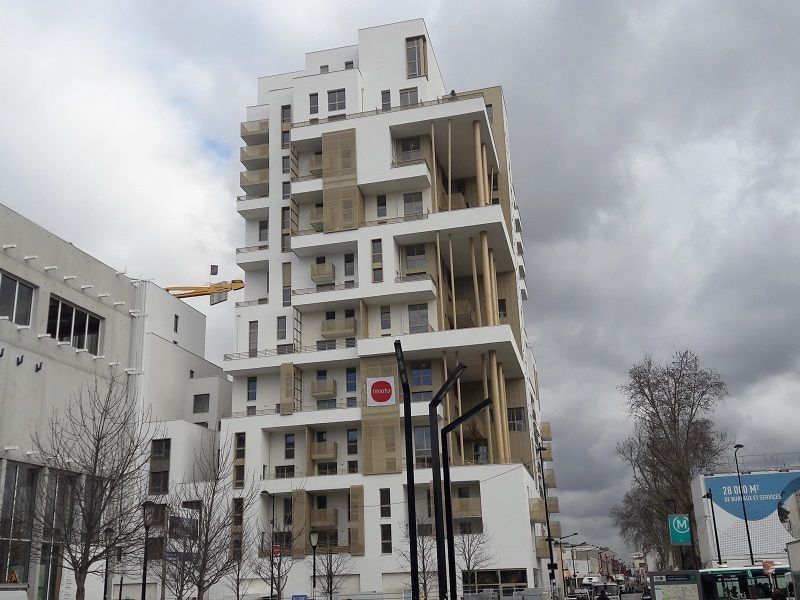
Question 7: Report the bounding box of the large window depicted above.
[403,192,423,215]
[151,439,171,460]
[411,360,433,403]
[414,426,432,468]
[275,465,295,479]
[507,408,528,432]
[406,36,425,78]
[399,137,421,162]
[193,394,209,414]
[408,303,429,334]
[327,89,346,111]
[46,296,101,355]
[405,244,426,271]
[0,272,33,326]
[0,463,38,584]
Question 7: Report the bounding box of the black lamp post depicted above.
[140,500,154,600]
[557,533,578,595]
[262,491,276,598]
[310,531,319,599]
[536,445,557,595]
[702,490,725,567]
[103,526,114,600]
[734,444,755,565]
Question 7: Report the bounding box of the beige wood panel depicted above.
[349,485,365,556]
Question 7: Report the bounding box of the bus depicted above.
[699,566,793,600]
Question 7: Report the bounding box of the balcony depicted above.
[535,535,550,556]
[540,421,552,442]
[438,192,468,212]
[240,143,269,169]
[241,119,269,144]
[310,206,323,232]
[310,262,335,285]
[310,441,337,462]
[310,153,323,175]
[310,379,337,400]
[543,468,557,489]
[452,496,482,518]
[310,508,338,529]
[550,520,562,539]
[321,317,356,339]
[235,244,270,271]
[235,296,269,308]
[240,168,269,196]
[540,442,553,462]
[529,497,560,523]
[446,299,478,328]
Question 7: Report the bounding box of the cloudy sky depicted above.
[2,0,799,557]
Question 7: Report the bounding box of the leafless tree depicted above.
[30,372,156,600]
[224,518,257,600]
[454,527,494,594]
[251,507,305,600]
[611,488,670,571]
[306,531,354,600]
[397,517,438,599]
[164,435,259,600]
[612,350,728,568]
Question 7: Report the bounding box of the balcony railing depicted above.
[394,273,435,285]
[540,421,552,441]
[292,91,485,128]
[309,508,338,529]
[321,317,357,339]
[310,379,337,400]
[241,119,269,139]
[310,206,323,231]
[240,143,269,164]
[291,282,358,296]
[236,244,269,253]
[451,497,482,518]
[240,169,269,188]
[310,441,337,462]
[291,211,430,236]
[310,262,335,284]
[223,339,354,361]
[235,297,268,308]
[291,172,323,183]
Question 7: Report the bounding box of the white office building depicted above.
[223,19,557,599]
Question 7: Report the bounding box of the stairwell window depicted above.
[282,155,290,174]
[498,299,507,318]
[414,426,432,468]
[347,428,358,455]
[380,489,391,518]
[380,305,391,330]
[327,89,346,112]
[0,272,33,326]
[285,434,295,459]
[259,219,269,242]
[282,181,290,200]
[344,253,355,277]
[346,368,357,393]
[406,36,426,78]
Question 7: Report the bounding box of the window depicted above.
[316,369,328,381]
[498,299,507,318]
[193,394,210,414]
[246,405,256,416]
[411,361,433,388]
[347,429,358,455]
[247,376,257,402]
[325,310,335,321]
[408,303,429,334]
[372,239,382,264]
[248,320,258,357]
[345,60,354,70]
[46,296,101,354]
[406,36,425,78]
[399,87,418,106]
[380,488,391,518]
[327,89,346,111]
[376,195,387,217]
[315,430,327,443]
[0,272,34,326]
[414,426,432,468]
[346,396,357,408]
[233,465,245,488]
[151,439,171,460]
[275,465,295,479]
[403,191,423,215]
[380,524,392,553]
[282,155,290,174]
[344,253,355,277]
[282,181,290,200]
[281,206,290,230]
[348,460,358,474]
[380,306,391,330]
[405,244,426,271]
[507,408,527,432]
[149,471,169,495]
[281,130,290,149]
[232,497,244,527]
[259,219,269,242]
[373,268,383,283]
[317,339,336,351]
[281,233,290,253]
[316,495,327,509]
[399,137,421,162]
[346,368,357,393]
[173,314,179,333]
[486,103,494,123]
[491,172,499,192]
[281,105,291,124]
[309,93,319,114]
[235,432,246,459]
[282,262,291,306]
[285,434,295,459]
[381,90,391,111]
[284,498,293,525]
[320,65,329,74]
[317,462,337,476]
[459,522,473,535]
[277,343,294,355]
[277,316,287,340]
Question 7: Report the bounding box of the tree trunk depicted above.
[75,570,88,600]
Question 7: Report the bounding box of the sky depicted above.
[1,0,799,559]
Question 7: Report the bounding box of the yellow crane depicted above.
[165,280,244,304]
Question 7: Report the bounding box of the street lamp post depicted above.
[702,490,725,567]
[140,500,155,600]
[536,445,557,597]
[310,532,319,600]
[262,491,277,598]
[557,533,578,596]
[734,444,755,565]
[104,527,114,600]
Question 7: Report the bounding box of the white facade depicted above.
[0,202,231,599]
[225,19,556,600]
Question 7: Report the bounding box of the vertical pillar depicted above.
[481,144,489,205]
[489,250,499,326]
[480,232,494,326]
[469,237,482,327]
[473,120,484,206]
[431,122,437,213]
[481,354,494,463]
[448,234,457,330]
[498,363,511,460]
[455,351,465,465]
[448,119,453,211]
[489,350,506,463]
[435,232,445,327]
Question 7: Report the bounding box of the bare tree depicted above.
[612,350,728,568]
[30,372,155,600]
[307,531,354,600]
[165,436,259,600]
[454,527,494,594]
[162,510,196,600]
[397,518,438,599]
[251,510,305,600]
[224,519,257,600]
[611,488,669,571]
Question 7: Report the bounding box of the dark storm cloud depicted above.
[2,0,798,559]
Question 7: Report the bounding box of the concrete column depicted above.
[489,249,499,326]
[448,119,453,211]
[455,350,465,465]
[481,353,494,463]
[431,122,437,213]
[469,237,483,327]
[473,120,485,206]
[498,362,511,460]
[480,231,494,326]
[481,143,489,205]
[489,350,506,463]
[448,234,457,330]
[435,232,445,328]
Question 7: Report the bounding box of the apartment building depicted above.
[0,203,231,600]
[223,19,557,598]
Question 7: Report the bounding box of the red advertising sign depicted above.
[366,377,396,407]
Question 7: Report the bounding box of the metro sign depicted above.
[366,377,397,407]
